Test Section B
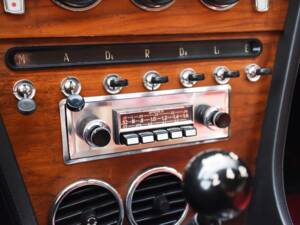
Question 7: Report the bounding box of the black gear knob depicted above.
[183,150,252,225]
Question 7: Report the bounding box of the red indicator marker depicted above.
[11,2,17,7]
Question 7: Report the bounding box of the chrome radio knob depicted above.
[82,120,111,148]
[200,0,239,11]
[196,105,231,128]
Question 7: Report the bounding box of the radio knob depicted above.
[200,0,239,11]
[196,104,231,128]
[82,120,111,148]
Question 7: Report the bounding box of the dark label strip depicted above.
[5,39,262,71]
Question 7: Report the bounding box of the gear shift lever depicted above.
[183,150,252,225]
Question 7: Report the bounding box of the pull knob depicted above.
[196,104,231,128]
[200,0,239,11]
[180,68,205,88]
[214,66,240,84]
[144,71,169,91]
[245,64,272,82]
[104,74,128,95]
[13,80,37,115]
[131,0,175,11]
[61,76,85,112]
[82,120,111,147]
[183,150,252,225]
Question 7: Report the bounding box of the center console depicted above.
[0,0,288,225]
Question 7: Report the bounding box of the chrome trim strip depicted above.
[49,179,124,225]
[126,167,189,225]
[52,0,103,11]
[131,0,176,12]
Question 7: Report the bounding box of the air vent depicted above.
[50,179,124,225]
[126,167,188,225]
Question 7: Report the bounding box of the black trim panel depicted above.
[0,116,38,225]
[247,1,300,225]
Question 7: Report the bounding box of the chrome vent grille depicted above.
[127,167,188,225]
[50,179,124,225]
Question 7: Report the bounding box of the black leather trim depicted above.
[0,116,38,225]
[247,1,300,225]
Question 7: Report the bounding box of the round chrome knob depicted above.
[82,120,111,148]
[200,0,239,11]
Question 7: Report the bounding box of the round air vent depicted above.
[52,0,103,11]
[126,167,188,225]
[50,179,124,225]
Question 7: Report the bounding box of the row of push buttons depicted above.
[121,126,197,146]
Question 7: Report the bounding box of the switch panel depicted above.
[60,85,230,164]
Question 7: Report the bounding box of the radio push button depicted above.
[181,126,197,137]
[139,132,155,144]
[167,127,183,139]
[153,130,169,141]
[121,134,140,146]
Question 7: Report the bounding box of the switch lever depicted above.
[223,70,240,78]
[104,74,128,94]
[144,71,169,91]
[245,64,272,82]
[151,75,169,84]
[110,79,128,88]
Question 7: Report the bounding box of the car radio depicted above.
[59,85,231,164]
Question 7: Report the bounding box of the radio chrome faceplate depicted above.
[59,85,231,164]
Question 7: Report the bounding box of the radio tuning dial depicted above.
[82,120,111,148]
[196,104,231,129]
[200,0,239,11]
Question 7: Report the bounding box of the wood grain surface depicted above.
[0,0,288,39]
[0,31,279,224]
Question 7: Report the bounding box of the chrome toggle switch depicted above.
[61,76,85,112]
[213,66,240,84]
[180,68,205,88]
[255,0,269,12]
[13,79,36,115]
[103,74,128,95]
[245,64,272,82]
[144,71,169,91]
[3,0,25,14]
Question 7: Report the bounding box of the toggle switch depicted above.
[3,0,25,14]
[144,71,169,91]
[180,68,205,88]
[245,64,272,82]
[103,74,128,95]
[13,79,36,115]
[213,66,240,84]
[61,76,85,112]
